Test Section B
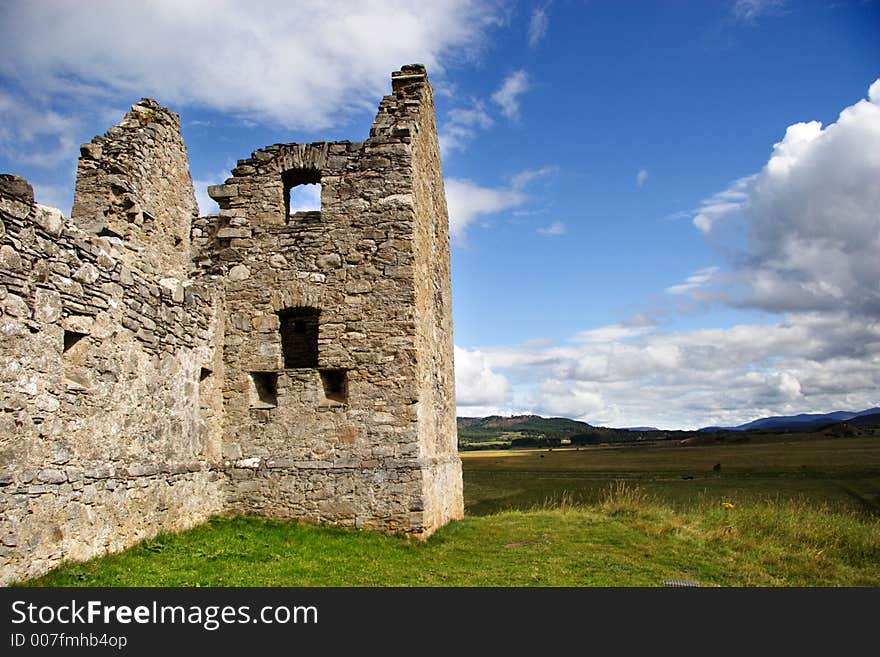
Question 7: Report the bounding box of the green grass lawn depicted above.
[22,436,880,587]
[25,486,880,587]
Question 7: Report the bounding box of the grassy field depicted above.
[463,436,880,516]
[22,435,880,587]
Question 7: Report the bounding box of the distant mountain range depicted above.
[699,407,880,432]
[457,407,880,438]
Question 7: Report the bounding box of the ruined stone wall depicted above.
[72,99,197,279]
[0,151,223,582]
[0,64,461,584]
[199,65,461,534]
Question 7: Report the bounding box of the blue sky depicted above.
[1,0,878,428]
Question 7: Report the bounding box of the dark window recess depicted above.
[279,307,319,368]
[97,227,124,240]
[320,369,347,403]
[63,331,87,354]
[250,372,278,408]
[199,368,213,409]
[62,330,90,388]
[282,167,321,221]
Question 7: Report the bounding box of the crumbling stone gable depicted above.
[0,65,461,585]
[73,99,198,279]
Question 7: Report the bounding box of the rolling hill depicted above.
[708,407,880,432]
[457,407,880,449]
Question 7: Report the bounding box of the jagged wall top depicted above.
[72,99,198,279]
[199,64,434,247]
[0,174,35,206]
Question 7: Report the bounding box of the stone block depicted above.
[316,253,342,269]
[127,465,158,477]
[216,227,252,239]
[33,288,62,323]
[34,204,64,237]
[73,262,100,284]
[228,264,250,281]
[0,245,22,270]
[208,184,239,199]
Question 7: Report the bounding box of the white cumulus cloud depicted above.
[0,89,79,169]
[573,323,656,344]
[691,175,755,235]
[870,79,880,104]
[666,267,720,296]
[454,80,880,428]
[530,380,605,419]
[491,70,530,121]
[193,179,220,217]
[698,79,880,317]
[444,166,556,239]
[0,1,502,133]
[439,101,494,155]
[444,178,526,239]
[454,346,511,407]
[289,183,322,213]
[466,313,880,428]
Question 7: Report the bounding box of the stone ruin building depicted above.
[0,65,463,584]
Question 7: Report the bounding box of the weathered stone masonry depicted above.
[0,65,463,585]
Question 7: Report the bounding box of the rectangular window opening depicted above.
[62,330,90,389]
[320,369,347,404]
[63,330,87,354]
[282,168,322,222]
[249,371,278,409]
[279,307,319,368]
[289,183,321,214]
